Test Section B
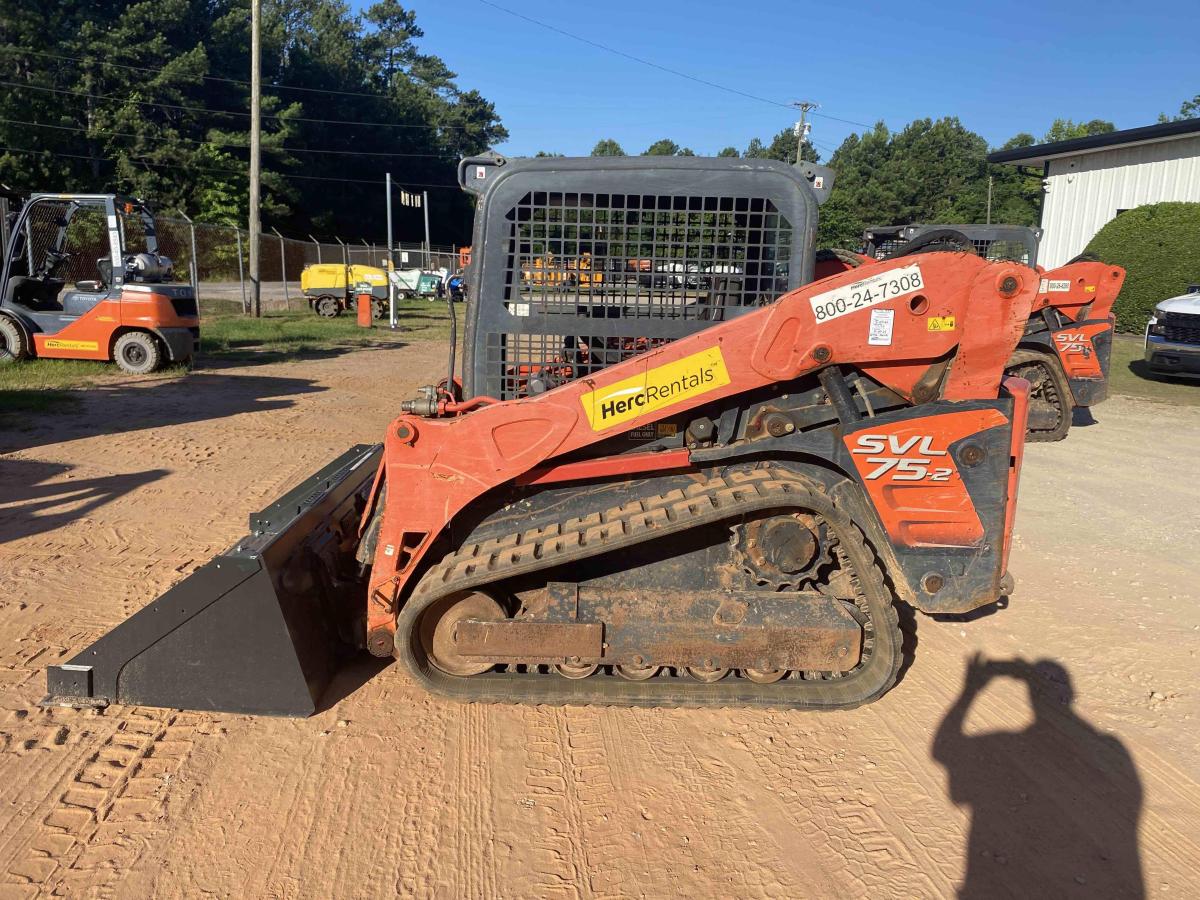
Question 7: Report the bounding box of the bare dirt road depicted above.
[1,345,1198,899]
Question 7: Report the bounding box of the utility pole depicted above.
[248,0,262,317]
[235,228,247,312]
[790,100,818,165]
[986,175,994,225]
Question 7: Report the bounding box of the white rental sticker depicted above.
[809,263,924,324]
[1047,279,1071,292]
[868,308,895,345]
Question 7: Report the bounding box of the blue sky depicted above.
[389,0,1193,160]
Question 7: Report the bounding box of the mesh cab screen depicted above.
[867,225,1040,268]
[462,158,817,401]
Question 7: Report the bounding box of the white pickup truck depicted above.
[1146,284,1200,376]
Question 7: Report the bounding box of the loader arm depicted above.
[363,253,1038,651]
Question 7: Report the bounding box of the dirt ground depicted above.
[1,343,1198,899]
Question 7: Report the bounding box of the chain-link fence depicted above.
[0,196,459,314]
[155,216,459,313]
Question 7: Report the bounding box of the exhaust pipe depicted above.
[44,444,383,717]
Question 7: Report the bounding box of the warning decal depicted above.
[927,315,956,332]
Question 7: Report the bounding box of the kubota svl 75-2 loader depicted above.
[48,156,1072,715]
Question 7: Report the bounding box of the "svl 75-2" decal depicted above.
[850,433,952,481]
[842,409,1009,548]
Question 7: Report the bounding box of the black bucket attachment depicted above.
[44,444,383,717]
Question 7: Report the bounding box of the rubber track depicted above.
[1008,350,1071,443]
[394,468,903,710]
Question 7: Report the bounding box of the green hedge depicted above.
[1084,202,1200,332]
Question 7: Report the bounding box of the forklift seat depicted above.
[4,276,65,311]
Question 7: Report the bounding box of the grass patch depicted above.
[1108,334,1200,406]
[0,300,455,416]
[199,299,452,360]
[0,358,189,421]
[0,358,104,418]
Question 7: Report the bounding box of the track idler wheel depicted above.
[616,663,660,681]
[742,667,786,684]
[1007,349,1072,442]
[687,665,730,683]
[556,661,599,680]
[425,592,506,677]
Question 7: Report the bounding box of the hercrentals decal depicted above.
[580,346,730,431]
[43,339,99,351]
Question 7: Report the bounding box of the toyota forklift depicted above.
[0,194,199,374]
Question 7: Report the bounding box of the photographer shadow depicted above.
[933,655,1144,898]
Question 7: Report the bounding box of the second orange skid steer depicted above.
[821,227,1125,442]
[48,156,1056,715]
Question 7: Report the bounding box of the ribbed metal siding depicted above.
[1041,135,1200,267]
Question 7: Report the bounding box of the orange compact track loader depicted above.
[0,194,198,373]
[47,156,1105,715]
[824,225,1124,442]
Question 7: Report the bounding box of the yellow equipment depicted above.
[301,264,389,317]
[520,252,603,287]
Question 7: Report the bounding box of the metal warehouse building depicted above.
[988,119,1200,268]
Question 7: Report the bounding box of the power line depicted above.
[0,144,460,188]
[0,116,456,158]
[0,79,480,131]
[0,44,445,104]
[474,0,877,129]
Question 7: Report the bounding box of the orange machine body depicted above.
[29,288,199,362]
[361,253,1038,648]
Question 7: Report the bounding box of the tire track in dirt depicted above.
[618,709,836,899]
[450,702,499,900]
[0,708,204,898]
[723,705,951,898]
[509,707,592,899]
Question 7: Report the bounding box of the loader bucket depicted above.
[44,444,383,717]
